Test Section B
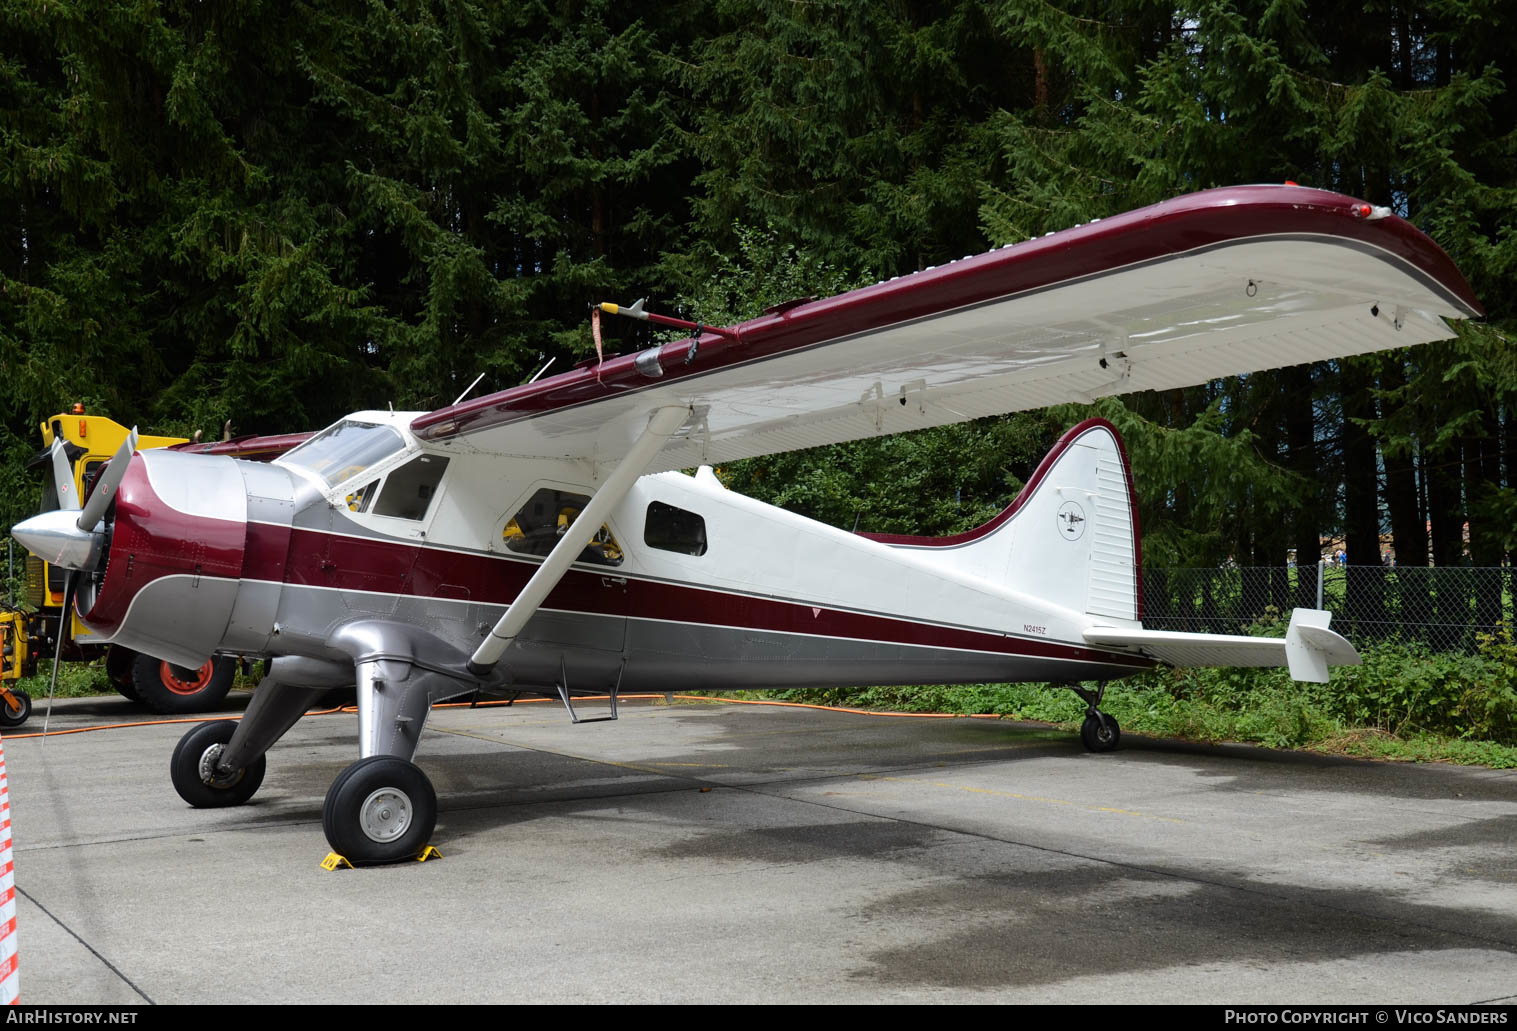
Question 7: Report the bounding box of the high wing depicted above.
[412,184,1480,472]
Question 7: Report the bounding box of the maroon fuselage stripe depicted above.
[245,522,1145,667]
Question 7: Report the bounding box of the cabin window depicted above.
[281,419,405,488]
[373,454,449,520]
[644,501,707,556]
[503,488,623,567]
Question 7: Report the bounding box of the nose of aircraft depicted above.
[11,509,104,572]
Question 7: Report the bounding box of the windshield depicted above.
[280,420,406,488]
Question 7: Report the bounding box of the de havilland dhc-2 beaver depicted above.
[12,185,1483,863]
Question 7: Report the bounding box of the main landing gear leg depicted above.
[1063,682,1121,753]
[322,658,441,864]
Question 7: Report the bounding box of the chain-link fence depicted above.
[1141,564,1515,655]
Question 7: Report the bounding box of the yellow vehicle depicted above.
[0,610,27,725]
[3,407,240,723]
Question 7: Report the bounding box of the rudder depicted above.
[863,419,1140,622]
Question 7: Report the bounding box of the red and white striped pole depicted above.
[0,735,18,1003]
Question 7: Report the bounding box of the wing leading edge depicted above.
[413,185,1481,473]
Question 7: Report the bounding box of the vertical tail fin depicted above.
[863,419,1141,622]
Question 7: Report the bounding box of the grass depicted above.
[718,636,1517,770]
[12,659,113,699]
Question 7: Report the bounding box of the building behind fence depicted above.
[1141,564,1514,655]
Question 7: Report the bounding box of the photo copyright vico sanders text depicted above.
[1225,1013,1506,1025]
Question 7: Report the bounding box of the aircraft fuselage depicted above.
[77,410,1148,700]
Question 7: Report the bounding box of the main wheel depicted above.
[322,756,437,864]
[170,720,266,807]
[0,690,30,728]
[133,653,236,715]
[1080,712,1121,753]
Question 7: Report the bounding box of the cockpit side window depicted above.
[503,487,623,567]
[281,420,405,488]
[373,454,449,521]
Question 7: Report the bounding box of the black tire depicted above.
[132,652,236,715]
[1080,712,1121,752]
[106,646,139,701]
[170,720,266,807]
[322,756,437,864]
[0,690,30,729]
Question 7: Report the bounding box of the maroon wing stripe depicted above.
[411,185,1481,443]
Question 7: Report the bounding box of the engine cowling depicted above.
[80,450,255,667]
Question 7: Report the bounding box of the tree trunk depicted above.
[1284,364,1320,610]
[1342,360,1383,635]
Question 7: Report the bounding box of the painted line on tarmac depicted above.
[14,885,153,1004]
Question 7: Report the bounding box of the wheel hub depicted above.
[359,787,413,843]
[162,660,215,696]
[197,743,244,789]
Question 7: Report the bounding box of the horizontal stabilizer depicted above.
[1083,608,1360,684]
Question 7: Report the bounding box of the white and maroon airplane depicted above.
[12,184,1482,863]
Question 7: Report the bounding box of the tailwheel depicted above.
[1080,712,1121,753]
[171,720,266,807]
[322,756,437,865]
[0,690,30,729]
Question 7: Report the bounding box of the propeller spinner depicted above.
[11,428,137,573]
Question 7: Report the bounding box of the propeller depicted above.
[76,427,137,532]
[50,439,78,511]
[27,428,135,741]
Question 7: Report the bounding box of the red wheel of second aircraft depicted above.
[131,652,237,715]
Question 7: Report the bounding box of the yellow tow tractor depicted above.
[3,407,245,724]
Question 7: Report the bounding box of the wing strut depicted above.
[467,405,691,676]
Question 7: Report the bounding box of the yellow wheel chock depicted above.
[321,845,441,870]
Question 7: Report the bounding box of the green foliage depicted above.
[15,658,109,699]
[751,632,1517,765]
[680,0,1013,274]
[1053,398,1308,566]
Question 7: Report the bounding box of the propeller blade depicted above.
[50,439,79,512]
[76,427,137,531]
[43,570,76,741]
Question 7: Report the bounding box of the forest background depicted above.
[3,0,1515,581]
